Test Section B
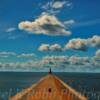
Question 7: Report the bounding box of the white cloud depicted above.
[38,44,50,51]
[42,56,68,62]
[64,35,100,51]
[38,55,99,72]
[41,56,69,67]
[17,53,35,58]
[42,55,90,66]
[0,61,40,71]
[92,54,100,67]
[38,35,100,53]
[52,1,66,9]
[65,38,88,51]
[64,20,75,25]
[38,43,63,52]
[88,35,100,48]
[96,49,100,57]
[66,2,73,7]
[0,55,100,72]
[18,14,71,36]
[41,0,73,13]
[0,52,16,58]
[50,44,63,51]
[72,19,100,28]
[0,51,36,60]
[5,27,16,32]
[69,56,89,65]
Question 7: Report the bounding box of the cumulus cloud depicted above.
[92,51,100,67]
[41,55,90,66]
[18,14,71,36]
[50,44,63,51]
[96,49,100,57]
[38,43,63,52]
[41,56,69,67]
[65,38,88,51]
[38,44,50,51]
[39,55,100,72]
[0,55,100,72]
[42,56,68,62]
[0,61,41,71]
[38,35,100,52]
[88,35,100,48]
[69,56,90,65]
[5,27,16,32]
[64,35,100,51]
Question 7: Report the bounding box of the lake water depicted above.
[0,72,100,100]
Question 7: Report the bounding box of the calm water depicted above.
[0,72,100,100]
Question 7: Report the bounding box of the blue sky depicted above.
[0,0,100,72]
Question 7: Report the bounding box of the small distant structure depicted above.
[10,69,87,100]
[49,68,52,74]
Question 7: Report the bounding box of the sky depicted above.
[0,0,100,72]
